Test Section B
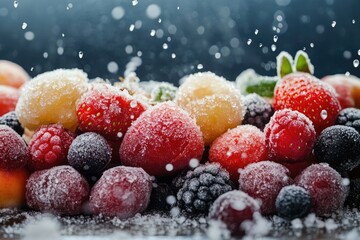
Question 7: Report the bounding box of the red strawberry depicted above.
[76,84,147,140]
[273,73,341,134]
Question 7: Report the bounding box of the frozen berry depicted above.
[148,182,176,211]
[242,93,274,130]
[336,108,360,133]
[0,85,20,116]
[264,109,316,163]
[15,69,88,131]
[28,124,75,171]
[275,185,312,220]
[209,125,268,182]
[238,161,292,215]
[0,111,24,136]
[345,178,360,208]
[176,163,234,214]
[0,125,28,169]
[176,72,244,145]
[26,166,89,215]
[314,125,360,172]
[120,102,204,177]
[76,84,146,140]
[323,75,355,109]
[68,132,112,174]
[0,168,28,208]
[0,60,29,89]
[295,163,347,216]
[208,190,260,236]
[89,166,152,218]
[274,73,341,133]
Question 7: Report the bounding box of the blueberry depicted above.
[0,111,24,136]
[314,125,360,171]
[336,108,360,133]
[275,185,311,220]
[67,132,112,174]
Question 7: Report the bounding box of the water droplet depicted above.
[43,52,48,59]
[177,6,180,10]
[61,33,65,37]
[354,59,359,68]
[247,39,252,45]
[78,51,83,59]
[259,43,263,47]
[342,178,350,186]
[165,164,174,171]
[132,0,138,6]
[129,24,135,31]
[21,22,27,30]
[310,43,314,48]
[13,1,18,8]
[107,61,118,73]
[171,53,176,59]
[30,67,34,71]
[24,31,35,41]
[57,47,64,55]
[345,71,350,76]
[331,21,336,27]
[214,52,221,59]
[117,132,123,138]
[66,3,73,10]
[271,44,277,52]
[273,35,278,42]
[352,19,356,24]
[162,43,168,49]
[150,29,156,36]
[254,29,259,35]
[189,158,199,168]
[320,110,328,120]
[358,49,360,56]
[158,18,162,23]
[197,64,203,70]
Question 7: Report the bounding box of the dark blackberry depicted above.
[176,163,234,214]
[148,182,176,211]
[67,132,112,174]
[243,93,274,130]
[336,108,360,133]
[0,111,24,136]
[275,185,312,220]
[314,125,360,171]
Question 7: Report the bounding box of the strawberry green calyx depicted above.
[294,50,314,74]
[276,51,294,79]
[150,82,178,102]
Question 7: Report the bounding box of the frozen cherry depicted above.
[238,161,292,215]
[26,166,89,215]
[89,166,152,218]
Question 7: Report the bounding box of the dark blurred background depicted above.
[0,0,359,84]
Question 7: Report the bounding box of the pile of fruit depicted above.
[1,51,360,236]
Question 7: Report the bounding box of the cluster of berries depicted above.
[1,51,360,237]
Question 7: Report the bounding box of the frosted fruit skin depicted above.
[0,125,28,169]
[295,163,347,216]
[26,166,89,215]
[176,72,244,145]
[120,102,204,177]
[0,86,20,116]
[0,168,28,208]
[15,68,88,131]
[238,161,292,215]
[0,60,29,89]
[209,125,268,182]
[208,190,260,236]
[89,166,152,218]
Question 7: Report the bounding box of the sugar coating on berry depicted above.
[0,60,29,89]
[26,166,89,215]
[314,125,360,172]
[0,85,20,116]
[243,93,274,130]
[175,72,244,145]
[208,190,260,236]
[295,163,347,216]
[275,185,312,220]
[265,109,316,163]
[238,161,292,215]
[0,111,24,136]
[68,132,112,174]
[209,125,268,182]
[76,83,147,140]
[28,124,75,171]
[0,125,28,169]
[89,166,152,218]
[176,163,234,214]
[15,69,88,131]
[336,108,360,133]
[120,102,204,177]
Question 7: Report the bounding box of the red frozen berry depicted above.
[0,125,28,169]
[26,166,89,215]
[323,75,355,109]
[209,125,268,182]
[76,84,146,140]
[238,161,292,215]
[264,109,316,163]
[295,163,347,216]
[208,190,260,236]
[0,85,20,116]
[28,124,75,171]
[120,102,204,177]
[89,166,152,218]
[274,73,341,133]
